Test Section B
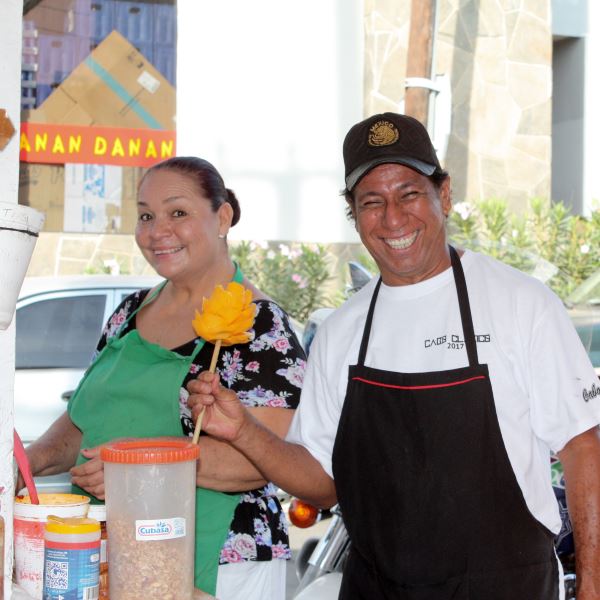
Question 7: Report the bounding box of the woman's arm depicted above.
[71,407,296,498]
[23,411,82,479]
[195,406,293,491]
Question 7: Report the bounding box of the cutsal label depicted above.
[43,543,100,600]
[135,517,186,541]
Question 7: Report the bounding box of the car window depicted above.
[16,294,107,369]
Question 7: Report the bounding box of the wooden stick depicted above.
[192,407,205,445]
[208,339,222,373]
[192,339,222,444]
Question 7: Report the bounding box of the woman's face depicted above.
[135,169,232,282]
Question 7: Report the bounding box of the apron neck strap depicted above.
[114,279,168,337]
[114,263,244,340]
[357,277,383,366]
[357,246,479,368]
[232,262,244,284]
[449,246,478,366]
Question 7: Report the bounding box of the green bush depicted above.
[230,199,599,320]
[448,198,600,300]
[231,241,335,322]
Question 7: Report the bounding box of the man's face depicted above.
[352,163,452,286]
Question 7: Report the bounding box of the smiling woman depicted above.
[134,160,238,304]
[21,156,307,600]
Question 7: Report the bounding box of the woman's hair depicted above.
[141,156,241,226]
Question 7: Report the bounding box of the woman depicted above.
[23,157,306,599]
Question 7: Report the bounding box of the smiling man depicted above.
[188,113,600,599]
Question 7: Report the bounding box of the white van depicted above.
[14,275,161,490]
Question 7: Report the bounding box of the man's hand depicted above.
[189,371,337,509]
[187,371,252,442]
[70,447,105,500]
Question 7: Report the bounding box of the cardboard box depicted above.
[121,167,144,232]
[19,163,142,234]
[19,163,65,232]
[20,30,173,233]
[64,163,123,233]
[33,30,175,130]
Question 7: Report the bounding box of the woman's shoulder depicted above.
[248,299,305,358]
[102,288,151,339]
[252,299,295,334]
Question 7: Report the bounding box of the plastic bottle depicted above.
[100,437,199,600]
[87,504,108,599]
[42,516,100,600]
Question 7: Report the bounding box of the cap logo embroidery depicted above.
[368,120,399,147]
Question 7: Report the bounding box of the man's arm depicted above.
[558,425,600,600]
[194,407,295,492]
[187,372,338,509]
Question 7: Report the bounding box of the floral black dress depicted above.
[96,291,306,564]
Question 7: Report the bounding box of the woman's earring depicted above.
[218,233,226,239]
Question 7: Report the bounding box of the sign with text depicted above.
[20,122,176,167]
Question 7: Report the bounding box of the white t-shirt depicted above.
[287,249,600,533]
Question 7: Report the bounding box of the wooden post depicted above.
[405,0,436,126]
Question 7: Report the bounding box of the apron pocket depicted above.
[468,558,559,600]
[340,549,469,600]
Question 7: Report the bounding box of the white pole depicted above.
[0,1,24,598]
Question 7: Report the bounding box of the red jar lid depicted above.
[100,437,200,464]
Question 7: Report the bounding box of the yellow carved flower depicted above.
[192,281,257,345]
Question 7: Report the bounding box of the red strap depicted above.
[352,375,486,391]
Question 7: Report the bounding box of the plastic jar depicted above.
[100,438,200,600]
[87,504,108,599]
[14,494,90,599]
[43,516,100,600]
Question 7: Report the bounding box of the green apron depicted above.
[68,269,244,595]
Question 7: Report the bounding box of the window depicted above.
[16,294,107,369]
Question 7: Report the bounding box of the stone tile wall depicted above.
[364,0,552,212]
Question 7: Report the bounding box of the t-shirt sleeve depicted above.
[286,326,345,478]
[217,300,306,409]
[528,292,600,453]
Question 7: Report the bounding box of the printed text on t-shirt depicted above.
[583,383,600,402]
[424,333,491,349]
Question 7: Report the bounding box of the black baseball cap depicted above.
[343,112,443,192]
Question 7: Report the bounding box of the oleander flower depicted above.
[192,282,257,345]
[453,201,473,220]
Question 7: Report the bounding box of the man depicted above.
[189,113,600,599]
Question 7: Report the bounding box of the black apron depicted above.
[331,246,559,600]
